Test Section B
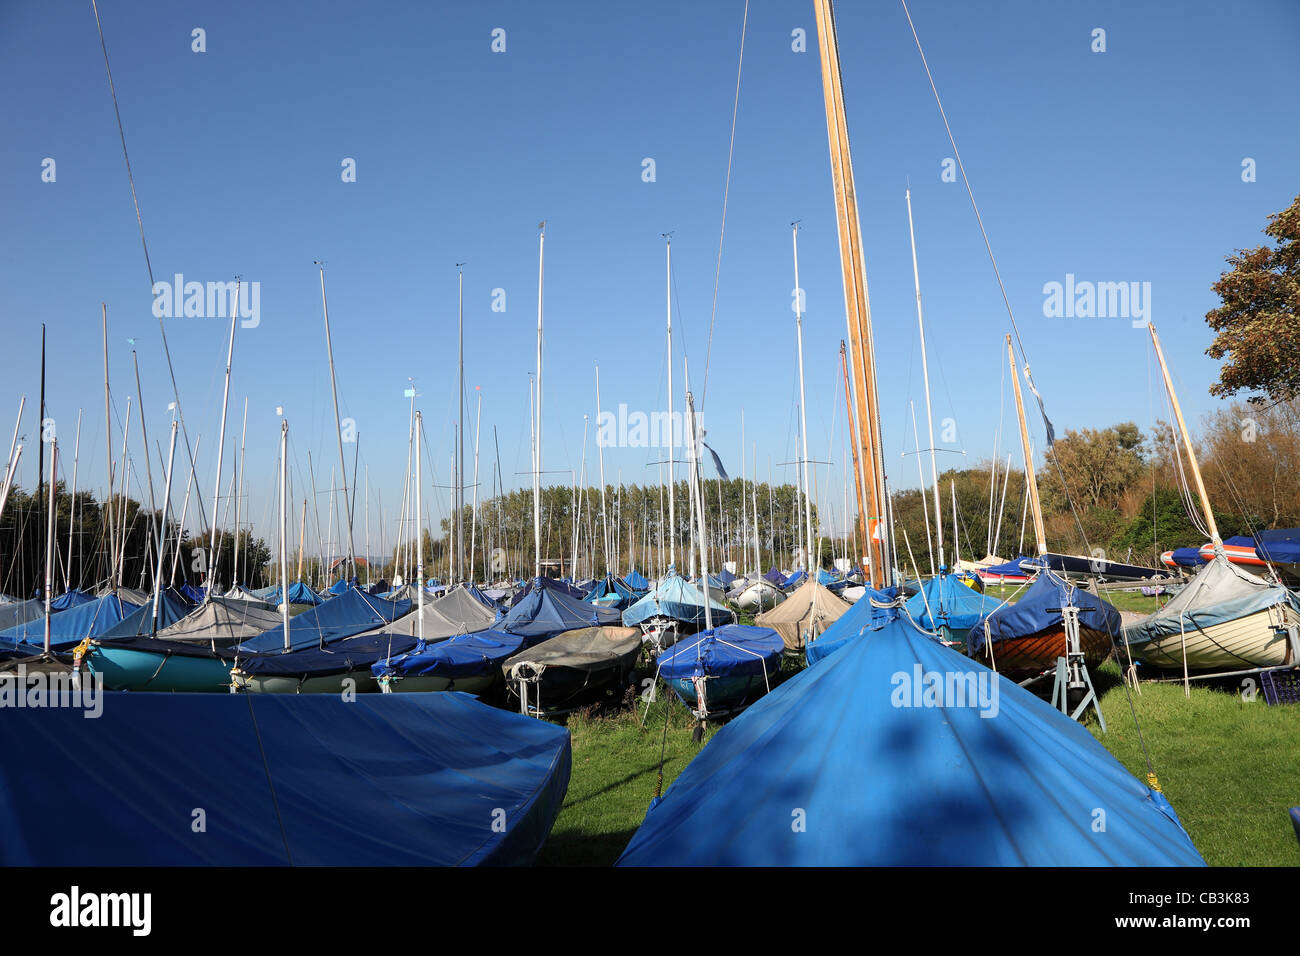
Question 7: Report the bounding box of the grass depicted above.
[536,644,1300,866]
[1086,662,1300,866]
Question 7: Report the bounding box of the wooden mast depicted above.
[839,340,867,562]
[1148,322,1220,547]
[1008,334,1047,556]
[814,0,889,587]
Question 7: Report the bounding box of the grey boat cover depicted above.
[99,586,150,606]
[434,586,500,629]
[1123,555,1300,645]
[157,597,287,645]
[755,579,853,652]
[501,625,642,677]
[223,585,274,608]
[0,599,42,632]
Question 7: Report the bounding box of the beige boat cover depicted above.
[756,579,852,651]
[351,587,497,643]
[156,597,285,644]
[500,626,642,677]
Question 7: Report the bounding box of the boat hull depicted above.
[978,625,1113,682]
[666,673,775,718]
[734,584,785,612]
[231,670,380,694]
[1124,604,1297,673]
[85,645,234,692]
[379,673,496,695]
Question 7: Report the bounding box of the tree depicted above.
[1206,193,1300,406]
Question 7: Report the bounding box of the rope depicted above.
[91,0,210,548]
[699,0,749,412]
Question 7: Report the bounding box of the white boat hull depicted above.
[734,582,785,612]
[1124,603,1298,672]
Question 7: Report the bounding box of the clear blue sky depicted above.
[3,0,1297,551]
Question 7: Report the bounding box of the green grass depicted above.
[537,652,1300,865]
[536,694,718,866]
[1086,662,1300,866]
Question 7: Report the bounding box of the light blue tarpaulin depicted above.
[617,614,1205,866]
[0,593,142,651]
[258,581,324,607]
[236,589,411,653]
[0,691,570,866]
[905,573,1005,634]
[623,572,734,629]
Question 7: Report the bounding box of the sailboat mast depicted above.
[170,436,198,587]
[792,223,816,574]
[469,388,482,583]
[206,287,238,591]
[102,305,115,586]
[415,410,424,640]
[234,397,248,588]
[456,265,465,583]
[533,224,545,578]
[318,264,356,582]
[909,401,934,576]
[815,0,889,587]
[595,363,610,572]
[132,351,162,593]
[665,234,676,571]
[150,420,177,635]
[1008,334,1047,555]
[43,441,57,654]
[1148,322,1220,545]
[278,418,290,649]
[906,188,945,569]
[839,340,867,566]
[66,410,82,591]
[685,390,713,631]
[297,497,307,583]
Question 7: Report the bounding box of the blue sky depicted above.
[3,0,1298,550]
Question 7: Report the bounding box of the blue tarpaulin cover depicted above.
[784,570,807,588]
[1255,528,1300,566]
[374,629,526,680]
[585,575,637,610]
[805,587,897,666]
[50,589,96,611]
[235,632,421,678]
[1166,546,1207,568]
[1,593,142,651]
[617,614,1205,866]
[763,567,787,587]
[967,571,1122,656]
[0,691,570,866]
[979,556,1037,577]
[259,581,323,607]
[501,577,621,640]
[624,570,650,592]
[655,625,784,680]
[622,572,734,628]
[237,589,411,653]
[905,573,1005,634]
[715,568,737,587]
[179,583,207,604]
[95,589,195,641]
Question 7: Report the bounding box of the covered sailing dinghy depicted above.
[755,578,852,653]
[904,571,1005,650]
[622,569,734,652]
[654,624,785,719]
[0,691,570,866]
[502,625,643,715]
[617,614,1205,866]
[1123,555,1300,673]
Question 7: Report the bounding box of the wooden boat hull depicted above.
[978,625,1113,681]
[85,645,233,692]
[1124,604,1297,673]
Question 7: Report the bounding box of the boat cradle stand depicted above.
[1048,605,1106,732]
